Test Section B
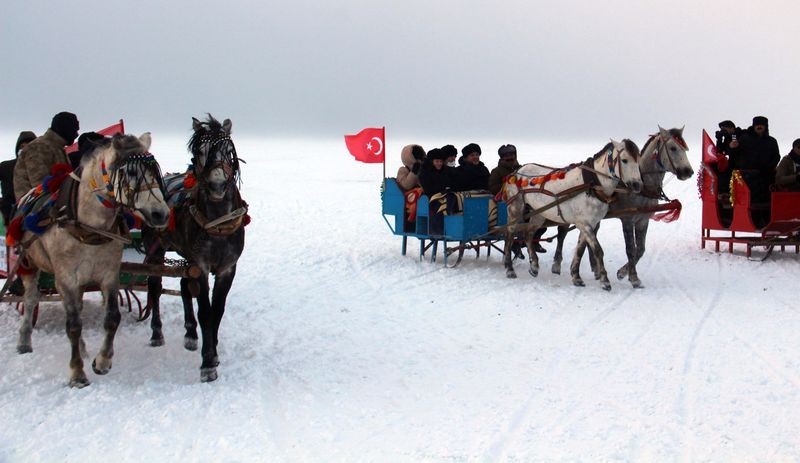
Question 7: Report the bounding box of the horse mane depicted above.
[592,142,614,161]
[642,129,688,154]
[188,114,225,155]
[623,139,640,159]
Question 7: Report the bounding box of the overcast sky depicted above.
[2,0,799,145]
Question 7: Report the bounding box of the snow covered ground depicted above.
[1,133,799,462]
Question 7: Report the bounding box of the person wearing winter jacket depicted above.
[775,138,800,192]
[455,143,490,191]
[729,116,780,203]
[488,144,521,196]
[396,144,426,190]
[0,131,36,225]
[14,112,79,198]
[419,148,455,235]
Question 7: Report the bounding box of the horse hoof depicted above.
[69,376,91,388]
[506,270,517,279]
[92,358,112,375]
[200,367,218,383]
[17,345,32,354]
[184,337,198,351]
[631,280,644,289]
[551,265,561,275]
[602,283,612,291]
[528,268,539,278]
[573,278,585,287]
[617,268,628,280]
[150,337,165,347]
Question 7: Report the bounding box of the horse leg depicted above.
[60,285,90,387]
[525,224,542,278]
[92,277,121,375]
[570,231,592,287]
[627,218,648,288]
[181,277,199,351]
[588,222,601,280]
[16,271,41,354]
[209,265,237,368]
[194,276,218,382]
[503,225,517,279]
[145,248,166,347]
[578,223,611,291]
[551,225,569,275]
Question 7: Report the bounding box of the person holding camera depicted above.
[714,120,741,193]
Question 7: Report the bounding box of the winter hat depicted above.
[77,132,106,157]
[441,144,458,159]
[752,116,769,127]
[50,111,80,144]
[427,148,447,160]
[498,144,517,157]
[15,131,36,154]
[462,143,481,156]
[793,138,800,149]
[718,120,735,130]
[411,145,426,161]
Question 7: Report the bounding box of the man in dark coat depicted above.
[455,143,490,191]
[730,116,780,201]
[488,144,521,196]
[0,131,36,225]
[419,148,455,235]
[14,111,78,198]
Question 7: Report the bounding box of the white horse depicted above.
[558,126,693,287]
[16,133,170,387]
[501,140,642,290]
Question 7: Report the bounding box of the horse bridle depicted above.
[194,135,239,193]
[86,152,162,210]
[651,134,687,175]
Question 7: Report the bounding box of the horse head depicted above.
[189,115,240,201]
[607,139,642,193]
[654,126,694,180]
[107,133,170,229]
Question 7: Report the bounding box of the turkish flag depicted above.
[702,129,720,164]
[702,129,729,171]
[345,127,385,163]
[65,119,126,154]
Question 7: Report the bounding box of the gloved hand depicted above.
[411,162,421,174]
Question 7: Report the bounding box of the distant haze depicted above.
[2,0,799,146]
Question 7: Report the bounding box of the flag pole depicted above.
[382,126,386,181]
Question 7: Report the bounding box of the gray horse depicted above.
[502,140,643,290]
[552,127,693,287]
[16,133,170,387]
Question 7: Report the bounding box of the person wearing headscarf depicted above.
[14,111,78,198]
[0,131,36,225]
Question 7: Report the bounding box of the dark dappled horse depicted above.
[144,116,247,383]
[551,127,693,288]
[16,133,169,387]
[501,140,642,290]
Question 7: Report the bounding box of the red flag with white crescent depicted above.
[65,119,126,154]
[344,127,385,163]
[702,129,719,164]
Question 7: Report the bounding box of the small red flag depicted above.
[344,127,385,163]
[702,129,719,164]
[66,119,126,154]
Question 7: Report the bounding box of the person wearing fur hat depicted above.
[14,111,79,198]
[775,138,800,192]
[730,116,780,225]
[396,144,426,191]
[441,144,458,168]
[455,143,490,191]
[419,148,456,234]
[0,131,36,225]
[488,144,520,196]
[70,131,106,170]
